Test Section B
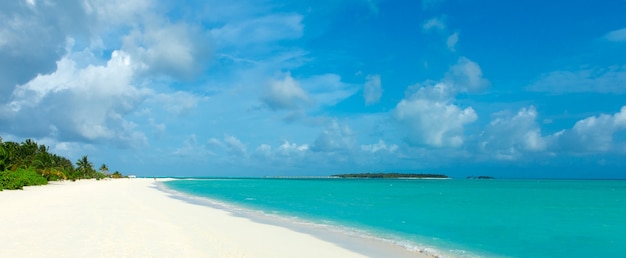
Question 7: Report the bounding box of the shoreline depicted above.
[156,179,436,258]
[0,178,431,257]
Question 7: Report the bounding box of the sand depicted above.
[0,178,429,258]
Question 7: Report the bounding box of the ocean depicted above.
[162,178,626,257]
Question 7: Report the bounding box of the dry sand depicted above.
[0,179,429,258]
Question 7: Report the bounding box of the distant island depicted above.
[467,176,495,179]
[332,173,449,179]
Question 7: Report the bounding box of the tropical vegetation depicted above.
[0,136,125,190]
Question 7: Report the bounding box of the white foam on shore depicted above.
[156,180,455,258]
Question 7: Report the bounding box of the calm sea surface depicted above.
[163,178,626,257]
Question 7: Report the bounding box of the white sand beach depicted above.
[0,179,428,258]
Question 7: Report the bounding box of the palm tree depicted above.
[0,141,6,172]
[3,141,22,170]
[99,163,110,176]
[76,155,94,179]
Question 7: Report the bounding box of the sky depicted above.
[1,0,626,178]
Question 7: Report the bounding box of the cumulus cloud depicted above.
[123,23,212,80]
[278,140,310,155]
[209,135,248,157]
[445,57,489,92]
[422,17,446,32]
[0,50,150,147]
[224,135,248,157]
[253,140,309,161]
[302,73,358,108]
[556,106,626,153]
[394,83,477,147]
[480,106,546,160]
[447,32,459,52]
[172,134,212,159]
[0,0,89,101]
[605,28,626,42]
[83,0,151,26]
[363,74,382,105]
[262,73,309,110]
[0,0,217,148]
[422,16,456,52]
[528,66,626,93]
[311,120,355,152]
[361,139,398,153]
[254,144,273,158]
[393,57,487,148]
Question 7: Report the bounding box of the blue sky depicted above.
[1,0,626,178]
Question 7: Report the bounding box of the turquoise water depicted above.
[163,179,626,257]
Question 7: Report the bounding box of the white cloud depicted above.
[209,135,248,157]
[447,32,459,52]
[278,140,310,155]
[422,17,446,32]
[393,57,487,148]
[556,106,626,153]
[311,120,355,152]
[210,14,303,47]
[0,50,150,147]
[148,118,166,137]
[208,137,224,148]
[254,144,273,158]
[528,66,626,93]
[172,134,211,159]
[121,21,212,80]
[252,140,309,161]
[0,0,90,101]
[394,83,477,147]
[480,106,546,160]
[84,0,151,27]
[361,139,398,153]
[363,74,382,105]
[49,141,87,159]
[262,72,310,110]
[0,0,215,148]
[605,28,626,42]
[445,57,489,92]
[302,74,358,108]
[149,91,204,116]
[224,135,248,157]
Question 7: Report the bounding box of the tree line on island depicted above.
[333,173,449,179]
[0,137,126,191]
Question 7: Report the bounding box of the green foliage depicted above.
[76,155,95,179]
[0,137,125,190]
[99,164,109,173]
[94,172,106,180]
[0,168,48,190]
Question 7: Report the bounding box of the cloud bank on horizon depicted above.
[1,0,625,178]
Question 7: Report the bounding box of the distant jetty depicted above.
[332,173,449,179]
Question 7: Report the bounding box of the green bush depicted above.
[0,168,48,190]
